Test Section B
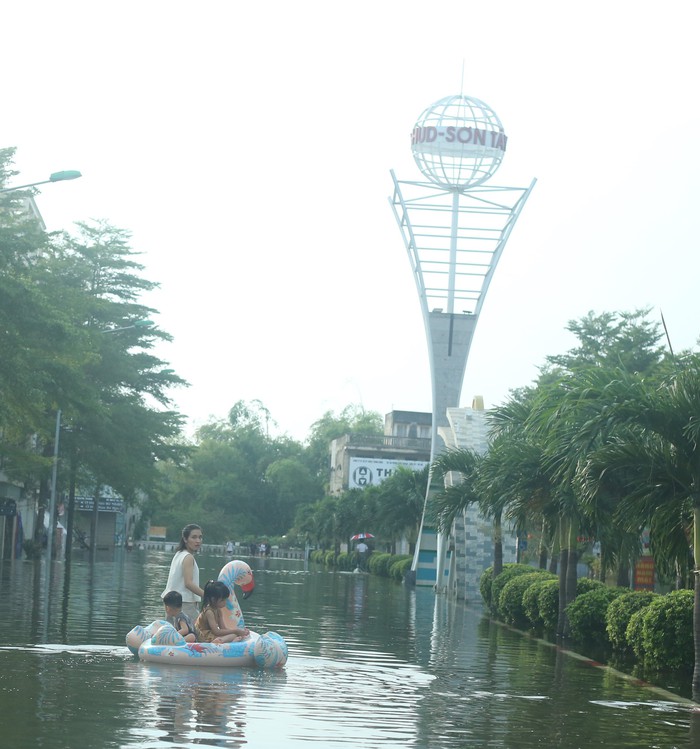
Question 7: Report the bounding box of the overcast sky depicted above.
[4,2,699,441]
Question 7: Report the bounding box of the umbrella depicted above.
[350,533,375,541]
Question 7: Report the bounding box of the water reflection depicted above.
[0,552,697,749]
[127,665,249,746]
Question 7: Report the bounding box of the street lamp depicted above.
[0,170,82,194]
[101,319,155,334]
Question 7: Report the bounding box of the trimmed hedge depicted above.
[479,560,694,676]
[389,556,412,581]
[309,549,412,582]
[537,579,561,633]
[566,586,625,645]
[499,571,552,626]
[523,573,558,628]
[627,606,647,660]
[367,552,393,576]
[489,564,536,615]
[635,589,693,671]
[606,591,657,651]
[479,566,496,609]
[576,577,605,595]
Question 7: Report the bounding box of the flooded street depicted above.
[0,551,697,748]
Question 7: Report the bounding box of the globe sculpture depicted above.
[411,94,507,190]
[393,92,534,593]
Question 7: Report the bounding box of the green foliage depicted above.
[489,564,536,616]
[605,590,657,651]
[522,574,557,628]
[566,586,624,645]
[430,447,482,533]
[305,405,383,479]
[498,571,551,626]
[336,551,353,570]
[389,556,412,581]
[309,549,326,564]
[0,152,188,532]
[576,577,605,595]
[308,548,409,582]
[545,309,663,375]
[367,552,393,577]
[537,578,561,633]
[152,400,321,542]
[479,566,496,608]
[637,589,694,671]
[374,466,427,550]
[626,607,648,660]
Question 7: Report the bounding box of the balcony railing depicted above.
[345,435,431,450]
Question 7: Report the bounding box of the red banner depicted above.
[633,557,655,591]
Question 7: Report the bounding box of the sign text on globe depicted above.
[411,125,507,151]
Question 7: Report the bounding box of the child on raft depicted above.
[195,580,250,644]
[163,590,197,642]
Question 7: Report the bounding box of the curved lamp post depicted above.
[0,170,82,194]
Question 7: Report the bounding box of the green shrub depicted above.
[576,577,605,595]
[626,607,647,660]
[336,551,352,570]
[566,586,624,645]
[537,578,561,633]
[479,566,495,608]
[499,571,551,626]
[490,564,536,616]
[522,573,557,628]
[309,549,325,564]
[606,591,657,651]
[389,556,412,581]
[323,550,337,567]
[639,589,693,672]
[367,552,393,577]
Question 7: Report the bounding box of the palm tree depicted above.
[577,361,700,699]
[374,465,428,553]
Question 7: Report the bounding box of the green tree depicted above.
[305,405,382,479]
[265,458,324,534]
[577,362,700,699]
[1,162,188,553]
[152,400,312,541]
[374,465,428,553]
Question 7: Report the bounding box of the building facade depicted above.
[439,403,516,601]
[329,410,432,495]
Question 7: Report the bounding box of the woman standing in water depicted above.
[161,523,204,620]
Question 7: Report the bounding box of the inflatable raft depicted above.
[126,560,288,669]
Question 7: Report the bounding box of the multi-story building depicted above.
[438,402,516,600]
[329,410,432,495]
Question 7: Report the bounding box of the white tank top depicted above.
[161,550,201,603]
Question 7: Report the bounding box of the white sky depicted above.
[4,2,699,441]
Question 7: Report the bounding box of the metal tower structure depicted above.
[389,94,535,590]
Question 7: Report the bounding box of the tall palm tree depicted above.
[577,361,700,699]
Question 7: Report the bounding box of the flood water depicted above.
[1,550,698,748]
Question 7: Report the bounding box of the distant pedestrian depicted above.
[356,540,369,570]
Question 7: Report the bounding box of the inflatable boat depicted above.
[126,560,288,669]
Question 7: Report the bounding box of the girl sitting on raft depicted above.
[195,580,251,644]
